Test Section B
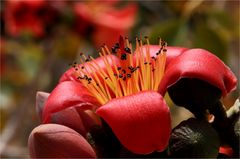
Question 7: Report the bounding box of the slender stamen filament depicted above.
[73,37,167,105]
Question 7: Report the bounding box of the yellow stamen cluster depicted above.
[72,37,167,105]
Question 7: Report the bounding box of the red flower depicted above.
[29,37,172,157]
[74,1,137,47]
[29,37,237,158]
[4,0,57,37]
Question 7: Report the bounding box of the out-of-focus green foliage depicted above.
[146,1,239,63]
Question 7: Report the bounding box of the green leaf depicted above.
[149,19,188,46]
[192,24,227,62]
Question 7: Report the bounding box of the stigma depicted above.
[72,36,167,105]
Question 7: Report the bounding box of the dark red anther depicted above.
[115,43,120,49]
[124,47,131,54]
[128,66,133,70]
[119,74,123,78]
[121,54,127,60]
[84,75,88,80]
[88,78,92,81]
[111,47,117,53]
[151,56,156,59]
[77,76,84,80]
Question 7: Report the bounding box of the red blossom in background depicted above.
[74,1,137,47]
[4,0,58,37]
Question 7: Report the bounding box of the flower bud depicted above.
[28,124,96,158]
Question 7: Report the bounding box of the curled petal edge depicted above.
[159,49,237,97]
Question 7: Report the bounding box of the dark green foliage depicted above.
[169,118,220,158]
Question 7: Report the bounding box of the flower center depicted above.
[72,37,167,105]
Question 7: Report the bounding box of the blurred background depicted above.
[0,0,239,158]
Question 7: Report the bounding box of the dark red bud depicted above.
[28,124,96,158]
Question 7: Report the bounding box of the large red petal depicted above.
[74,2,137,47]
[42,81,100,123]
[96,91,171,154]
[28,124,96,158]
[159,49,237,97]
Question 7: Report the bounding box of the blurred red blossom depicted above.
[4,0,58,37]
[74,1,137,47]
